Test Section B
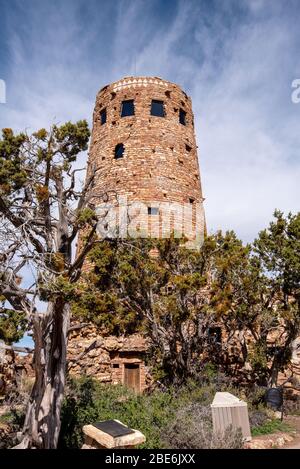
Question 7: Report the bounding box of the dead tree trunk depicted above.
[15,299,70,449]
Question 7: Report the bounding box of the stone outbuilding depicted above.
[67,324,149,393]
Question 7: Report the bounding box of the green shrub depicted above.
[252,419,293,436]
[59,377,176,448]
[249,409,268,429]
[162,403,243,449]
[59,375,223,448]
[283,396,300,416]
[0,409,24,449]
[0,412,13,424]
[59,374,290,448]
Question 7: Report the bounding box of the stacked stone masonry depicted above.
[67,325,149,393]
[70,77,207,393]
[87,76,206,245]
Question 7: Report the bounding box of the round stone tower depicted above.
[88,76,205,245]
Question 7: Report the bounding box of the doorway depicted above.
[123,363,140,393]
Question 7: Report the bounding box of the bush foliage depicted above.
[58,371,282,449]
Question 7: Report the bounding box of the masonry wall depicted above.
[87,76,205,245]
[67,325,149,393]
[71,77,207,391]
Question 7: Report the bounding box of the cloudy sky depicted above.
[0,0,299,242]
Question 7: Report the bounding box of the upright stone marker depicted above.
[211,392,252,441]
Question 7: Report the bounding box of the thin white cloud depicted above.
[0,0,299,244]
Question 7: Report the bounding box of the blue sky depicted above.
[0,0,299,242]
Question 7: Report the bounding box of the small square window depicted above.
[121,100,135,117]
[179,109,186,125]
[148,207,159,215]
[208,327,222,344]
[185,144,192,152]
[151,100,165,117]
[100,108,107,125]
[189,198,195,204]
[112,363,120,368]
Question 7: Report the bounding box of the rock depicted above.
[283,434,294,443]
[97,374,112,382]
[87,349,101,358]
[245,440,269,449]
[82,420,146,449]
[274,437,285,447]
[245,432,295,450]
[103,337,121,351]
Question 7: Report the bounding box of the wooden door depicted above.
[123,363,140,393]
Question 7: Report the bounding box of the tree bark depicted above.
[15,299,70,449]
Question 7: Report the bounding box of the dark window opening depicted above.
[121,99,135,117]
[180,109,187,125]
[112,363,120,368]
[148,207,159,215]
[100,108,107,125]
[185,144,192,152]
[111,92,116,100]
[189,197,195,204]
[114,143,124,159]
[208,327,222,344]
[151,100,165,117]
[165,90,171,98]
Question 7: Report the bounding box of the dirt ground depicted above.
[282,416,300,449]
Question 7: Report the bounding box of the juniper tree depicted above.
[202,212,300,386]
[74,213,300,387]
[72,235,237,384]
[252,210,300,385]
[0,122,109,448]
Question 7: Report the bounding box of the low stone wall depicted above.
[3,324,300,398]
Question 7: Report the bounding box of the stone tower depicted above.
[88,76,205,245]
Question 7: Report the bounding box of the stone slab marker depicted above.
[82,419,146,449]
[211,392,252,441]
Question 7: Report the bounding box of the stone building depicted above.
[67,325,148,393]
[86,76,206,246]
[69,76,206,392]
